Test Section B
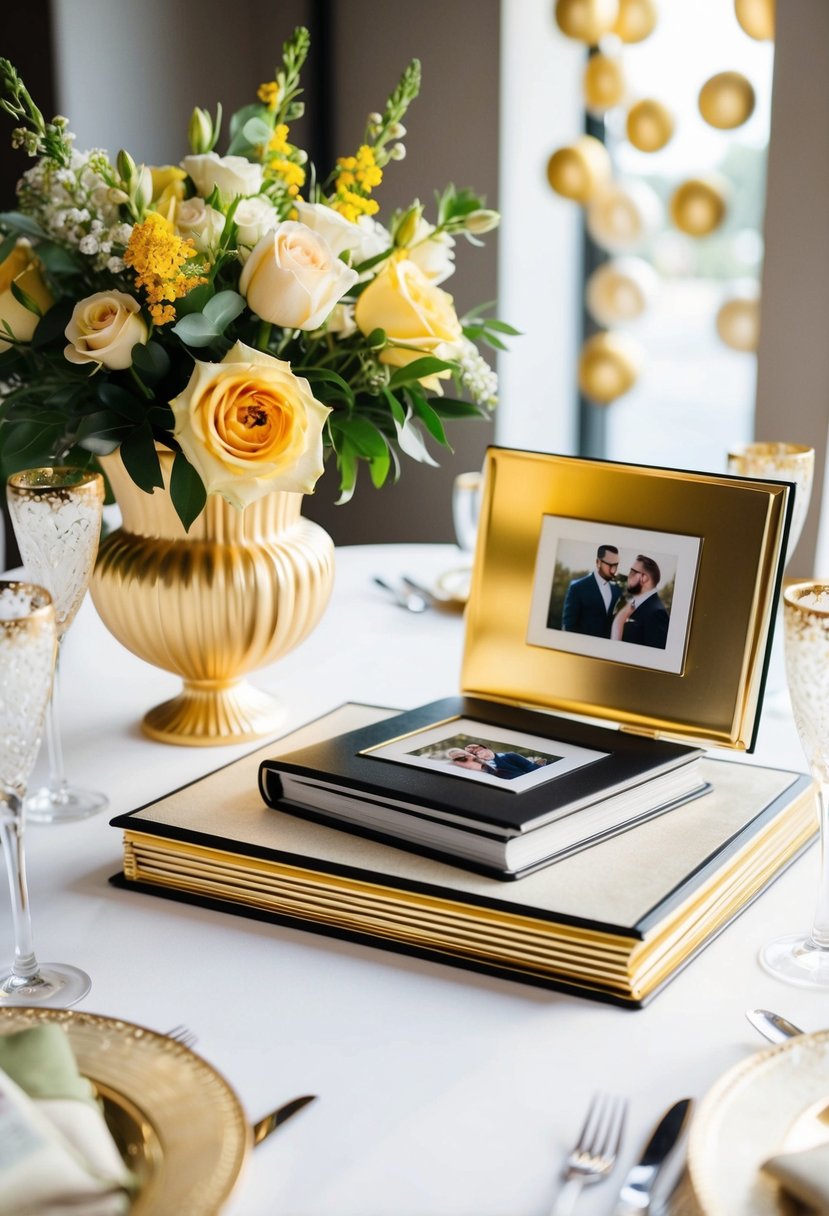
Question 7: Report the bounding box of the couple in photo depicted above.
[562,544,669,650]
[446,743,547,781]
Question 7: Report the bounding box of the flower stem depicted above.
[256,321,272,351]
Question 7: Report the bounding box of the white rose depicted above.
[182,152,263,201]
[234,195,280,259]
[239,221,359,331]
[175,197,226,253]
[324,302,357,338]
[406,218,456,284]
[64,290,148,370]
[294,201,390,264]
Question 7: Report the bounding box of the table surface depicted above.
[3,542,823,1216]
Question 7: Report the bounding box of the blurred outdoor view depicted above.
[594,0,775,475]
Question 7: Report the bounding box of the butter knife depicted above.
[611,1098,693,1214]
[252,1094,317,1147]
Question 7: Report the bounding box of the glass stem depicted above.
[0,791,39,981]
[45,640,67,795]
[811,781,829,950]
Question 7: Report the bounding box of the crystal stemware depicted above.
[760,582,829,987]
[0,581,91,1005]
[7,467,106,823]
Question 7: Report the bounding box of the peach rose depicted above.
[0,246,53,351]
[64,291,148,370]
[239,221,358,330]
[169,340,331,508]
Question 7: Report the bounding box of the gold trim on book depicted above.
[462,449,790,749]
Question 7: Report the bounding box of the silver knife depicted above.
[611,1098,694,1214]
[745,1008,804,1044]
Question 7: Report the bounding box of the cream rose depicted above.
[294,201,390,264]
[169,339,331,508]
[239,221,359,331]
[405,218,456,284]
[174,197,226,252]
[0,246,53,352]
[64,290,148,370]
[182,152,263,201]
[355,257,463,383]
[234,195,279,258]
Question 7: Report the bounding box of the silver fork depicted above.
[550,1091,627,1216]
[166,1024,198,1049]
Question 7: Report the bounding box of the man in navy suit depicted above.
[611,554,670,649]
[557,544,621,637]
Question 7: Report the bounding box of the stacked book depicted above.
[111,703,815,1007]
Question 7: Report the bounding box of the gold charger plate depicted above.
[687,1029,829,1215]
[0,1007,250,1214]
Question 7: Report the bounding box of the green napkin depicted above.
[0,1024,97,1105]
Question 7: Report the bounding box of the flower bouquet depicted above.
[0,28,510,530]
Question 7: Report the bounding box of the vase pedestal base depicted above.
[142,679,285,747]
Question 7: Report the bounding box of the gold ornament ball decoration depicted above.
[669,177,727,237]
[578,331,644,404]
[547,135,612,204]
[716,288,761,352]
[698,71,756,129]
[554,0,620,44]
[626,99,674,152]
[613,0,658,42]
[734,0,775,40]
[584,53,626,113]
[587,179,663,252]
[586,256,659,326]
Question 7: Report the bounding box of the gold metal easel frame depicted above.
[461,449,791,751]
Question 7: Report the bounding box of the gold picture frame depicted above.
[461,449,792,750]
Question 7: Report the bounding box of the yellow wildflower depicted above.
[333,145,383,222]
[257,81,280,110]
[124,212,207,326]
[269,124,291,155]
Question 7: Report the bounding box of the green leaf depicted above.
[175,282,214,318]
[369,444,391,489]
[242,116,273,146]
[388,356,454,389]
[382,388,406,427]
[95,383,146,422]
[300,367,355,405]
[147,403,175,429]
[171,313,219,347]
[131,341,171,385]
[2,419,61,459]
[332,416,387,458]
[335,442,358,505]
[75,410,133,450]
[228,103,264,143]
[170,452,207,531]
[32,299,75,349]
[203,289,245,330]
[481,318,521,335]
[0,211,48,240]
[429,396,488,419]
[10,279,44,317]
[35,242,82,276]
[0,233,18,264]
[118,425,164,493]
[407,391,449,447]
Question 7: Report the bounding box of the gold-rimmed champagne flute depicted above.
[726,442,815,713]
[760,582,829,987]
[7,467,107,823]
[0,581,91,1005]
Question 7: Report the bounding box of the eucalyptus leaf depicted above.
[171,313,219,347]
[242,116,273,146]
[170,451,207,532]
[35,243,82,276]
[175,282,213,318]
[228,103,263,142]
[203,290,245,330]
[0,211,47,240]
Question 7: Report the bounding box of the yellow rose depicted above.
[170,340,331,508]
[150,165,188,222]
[0,246,53,352]
[239,221,359,330]
[64,291,148,370]
[355,258,463,385]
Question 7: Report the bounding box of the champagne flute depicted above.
[7,467,107,823]
[760,582,829,987]
[0,581,91,1005]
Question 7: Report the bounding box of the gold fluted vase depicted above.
[90,450,335,746]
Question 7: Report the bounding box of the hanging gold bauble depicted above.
[734,0,775,40]
[578,331,643,404]
[626,99,674,152]
[698,71,756,129]
[587,179,663,252]
[716,289,761,351]
[554,0,620,44]
[547,135,612,204]
[586,257,659,326]
[584,53,626,113]
[613,0,658,42]
[669,178,727,237]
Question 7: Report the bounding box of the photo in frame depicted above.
[526,517,701,674]
[461,449,793,751]
[362,715,608,792]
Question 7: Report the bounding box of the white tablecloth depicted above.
[3,544,821,1216]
